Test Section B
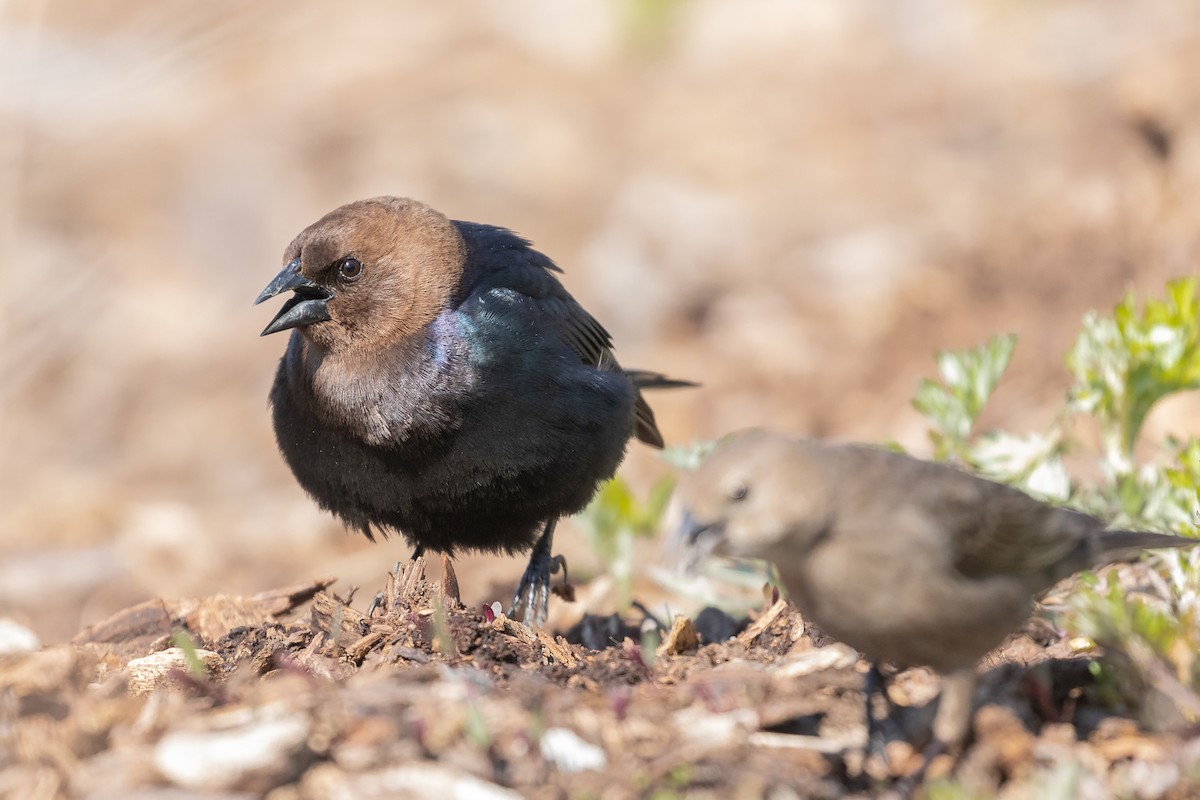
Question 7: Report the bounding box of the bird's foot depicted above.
[864,664,900,765]
[509,550,567,627]
[864,710,916,787]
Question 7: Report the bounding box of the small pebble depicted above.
[540,727,607,773]
[0,618,40,655]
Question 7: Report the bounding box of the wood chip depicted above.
[536,630,578,668]
[490,615,578,667]
[439,554,461,606]
[974,704,1036,772]
[310,591,370,639]
[0,645,103,695]
[346,629,388,663]
[773,643,858,679]
[71,599,176,648]
[737,598,790,646]
[656,615,701,658]
[125,647,222,695]
[1094,734,1169,762]
[72,578,335,652]
[747,731,848,754]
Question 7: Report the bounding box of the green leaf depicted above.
[171,630,208,677]
[912,333,1017,458]
[969,430,1069,500]
[578,475,677,610]
[1067,277,1200,473]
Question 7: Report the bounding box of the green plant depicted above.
[430,598,455,657]
[923,777,992,800]
[912,278,1200,718]
[463,702,492,750]
[171,630,210,677]
[644,278,1200,718]
[1067,278,1200,475]
[914,332,1017,462]
[914,332,1072,501]
[619,0,687,55]
[578,475,674,610]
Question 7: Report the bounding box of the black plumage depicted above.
[257,197,691,623]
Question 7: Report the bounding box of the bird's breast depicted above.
[295,327,476,449]
[789,535,1033,671]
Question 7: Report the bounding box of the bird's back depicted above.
[454,221,678,448]
[815,444,1099,585]
[784,443,1091,669]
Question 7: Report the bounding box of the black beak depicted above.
[255,258,333,336]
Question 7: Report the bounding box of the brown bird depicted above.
[673,430,1195,756]
[256,197,691,625]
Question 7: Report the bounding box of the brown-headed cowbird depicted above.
[673,430,1196,755]
[256,197,692,625]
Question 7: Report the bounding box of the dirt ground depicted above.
[5,560,1199,798]
[4,1,1200,797]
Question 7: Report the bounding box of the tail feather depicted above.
[624,370,697,449]
[626,369,698,391]
[1097,529,1198,564]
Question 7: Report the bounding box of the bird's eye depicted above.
[729,483,749,502]
[339,257,363,281]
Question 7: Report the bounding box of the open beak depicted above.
[666,509,727,576]
[255,258,333,336]
[680,511,721,546]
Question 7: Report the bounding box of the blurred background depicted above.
[3,0,1199,644]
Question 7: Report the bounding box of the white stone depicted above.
[539,727,607,773]
[154,704,311,790]
[0,618,40,655]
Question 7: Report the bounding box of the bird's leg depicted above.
[509,519,561,626]
[928,667,975,757]
[895,667,976,792]
[864,663,898,764]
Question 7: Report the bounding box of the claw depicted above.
[509,520,560,626]
[366,591,386,618]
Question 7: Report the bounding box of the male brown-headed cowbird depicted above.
[673,430,1196,757]
[256,197,692,625]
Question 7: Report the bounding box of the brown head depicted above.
[255,197,467,356]
[672,430,837,575]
